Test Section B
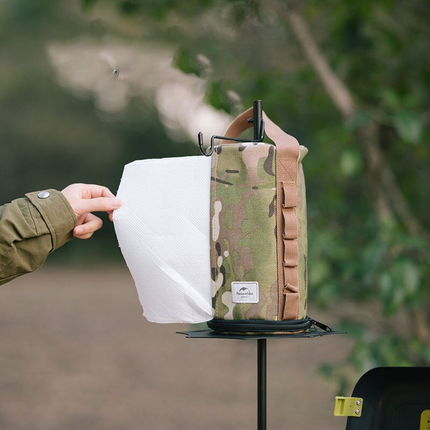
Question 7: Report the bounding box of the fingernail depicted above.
[111,198,122,208]
[74,227,84,235]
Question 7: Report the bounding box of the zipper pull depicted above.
[310,319,332,332]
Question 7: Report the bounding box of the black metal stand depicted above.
[258,339,267,430]
[187,98,343,429]
[178,328,342,430]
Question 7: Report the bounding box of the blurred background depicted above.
[0,0,429,429]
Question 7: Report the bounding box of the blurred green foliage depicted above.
[1,0,429,389]
[0,0,198,262]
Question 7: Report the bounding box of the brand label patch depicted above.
[231,282,259,304]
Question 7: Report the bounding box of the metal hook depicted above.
[198,132,214,157]
[198,100,265,157]
[198,119,265,157]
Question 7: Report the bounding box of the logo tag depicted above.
[231,282,259,304]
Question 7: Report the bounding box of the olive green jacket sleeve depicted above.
[0,190,77,285]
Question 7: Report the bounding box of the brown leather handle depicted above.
[220,107,254,143]
[221,108,300,160]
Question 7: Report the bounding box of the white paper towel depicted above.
[113,156,213,324]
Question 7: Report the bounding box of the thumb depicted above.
[75,197,122,215]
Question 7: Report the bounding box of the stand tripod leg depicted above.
[257,339,267,430]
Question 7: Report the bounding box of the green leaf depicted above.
[340,150,363,177]
[392,111,423,145]
[173,48,208,77]
[205,81,235,113]
[380,89,401,109]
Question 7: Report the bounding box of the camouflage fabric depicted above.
[210,142,308,321]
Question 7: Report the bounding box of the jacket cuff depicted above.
[26,189,77,252]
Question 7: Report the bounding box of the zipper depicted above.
[310,319,332,332]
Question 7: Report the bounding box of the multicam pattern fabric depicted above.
[210,142,308,321]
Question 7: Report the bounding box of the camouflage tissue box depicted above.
[209,110,308,332]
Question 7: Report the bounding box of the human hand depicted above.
[61,183,122,239]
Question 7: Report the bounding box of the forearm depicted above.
[0,190,77,285]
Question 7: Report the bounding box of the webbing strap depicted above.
[221,108,300,320]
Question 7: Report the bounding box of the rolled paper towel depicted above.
[113,156,213,323]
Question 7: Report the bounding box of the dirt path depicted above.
[0,265,351,430]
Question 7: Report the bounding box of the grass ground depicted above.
[0,264,352,430]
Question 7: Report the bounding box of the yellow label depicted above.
[333,397,363,417]
[421,410,430,430]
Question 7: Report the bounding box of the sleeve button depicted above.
[37,191,50,199]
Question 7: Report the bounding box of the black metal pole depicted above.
[253,100,263,141]
[257,339,267,430]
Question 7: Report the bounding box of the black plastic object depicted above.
[346,367,430,430]
[207,316,313,334]
[206,316,334,335]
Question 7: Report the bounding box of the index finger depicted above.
[80,184,116,200]
[77,197,122,214]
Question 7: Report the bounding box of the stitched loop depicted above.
[283,238,299,267]
[282,208,298,240]
[283,266,299,290]
[282,292,300,321]
[282,181,297,208]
